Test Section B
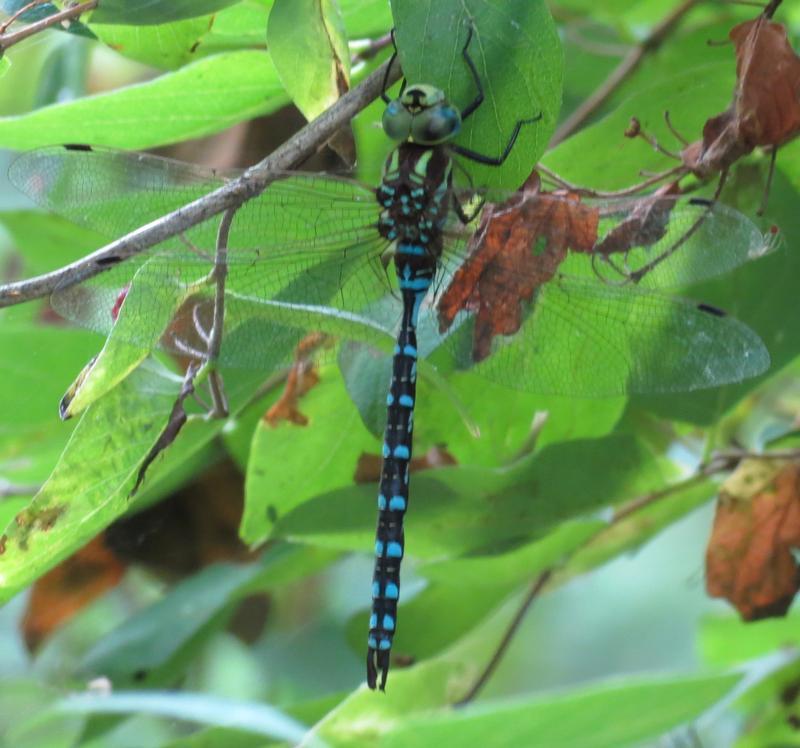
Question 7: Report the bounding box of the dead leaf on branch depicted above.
[683,8,800,178]
[264,332,330,427]
[437,175,599,362]
[706,460,800,620]
[22,534,124,651]
[592,182,681,257]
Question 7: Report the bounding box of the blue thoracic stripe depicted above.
[396,243,427,256]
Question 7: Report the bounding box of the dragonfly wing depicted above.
[432,276,769,396]
[445,191,773,289]
[11,146,394,369]
[9,145,231,244]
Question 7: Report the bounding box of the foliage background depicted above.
[0,0,799,746]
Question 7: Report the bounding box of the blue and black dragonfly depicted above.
[9,30,771,690]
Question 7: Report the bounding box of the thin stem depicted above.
[0,0,98,51]
[458,442,798,702]
[351,32,393,65]
[626,169,726,283]
[0,57,400,309]
[456,569,553,706]
[537,163,685,197]
[0,0,44,34]
[550,0,702,146]
[202,207,235,418]
[208,208,233,364]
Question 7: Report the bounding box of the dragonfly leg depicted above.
[449,21,542,166]
[449,112,543,167]
[381,29,405,103]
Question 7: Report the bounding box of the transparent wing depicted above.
[443,191,774,289]
[430,190,771,394]
[10,146,771,392]
[11,146,398,370]
[426,276,769,396]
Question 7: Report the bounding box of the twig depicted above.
[456,568,553,706]
[0,0,44,34]
[204,207,235,418]
[550,0,702,146]
[351,32,393,65]
[458,443,796,701]
[537,162,685,197]
[0,0,98,52]
[0,56,400,309]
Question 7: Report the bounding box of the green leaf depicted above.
[273,433,666,557]
[380,672,742,748]
[0,51,286,150]
[267,0,350,121]
[90,16,227,70]
[339,0,392,37]
[544,63,734,190]
[346,519,603,659]
[87,0,242,25]
[55,691,315,745]
[0,359,181,602]
[87,3,274,70]
[0,678,84,748]
[241,366,378,547]
[78,544,336,684]
[391,0,563,189]
[699,612,800,668]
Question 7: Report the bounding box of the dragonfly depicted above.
[9,30,772,691]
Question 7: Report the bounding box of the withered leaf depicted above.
[437,176,599,362]
[706,460,800,620]
[22,534,124,651]
[264,332,329,427]
[683,11,800,178]
[593,182,681,257]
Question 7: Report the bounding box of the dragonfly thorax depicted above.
[382,84,462,145]
[377,142,453,260]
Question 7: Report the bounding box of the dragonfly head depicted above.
[382,84,462,145]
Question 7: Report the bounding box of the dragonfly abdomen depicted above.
[367,237,439,689]
[367,140,453,690]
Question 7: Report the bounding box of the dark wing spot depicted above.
[64,144,93,152]
[266,505,278,523]
[698,303,726,317]
[688,197,713,207]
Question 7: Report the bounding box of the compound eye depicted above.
[382,99,413,140]
[410,104,461,144]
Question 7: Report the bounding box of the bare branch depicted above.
[0,57,400,308]
[550,0,702,146]
[0,0,98,51]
